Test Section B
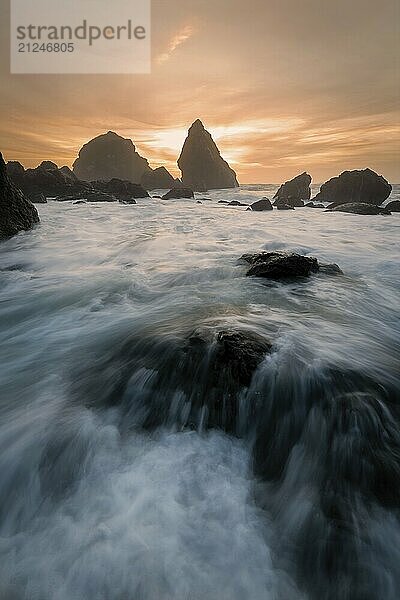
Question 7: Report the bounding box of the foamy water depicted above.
[0,184,399,599]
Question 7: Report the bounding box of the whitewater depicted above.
[0,184,399,600]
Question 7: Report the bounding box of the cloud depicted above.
[156,25,195,65]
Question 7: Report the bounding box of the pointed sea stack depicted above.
[0,152,39,238]
[73,131,151,183]
[178,120,239,191]
[141,166,182,190]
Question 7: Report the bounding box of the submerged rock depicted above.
[249,198,273,211]
[242,251,319,279]
[29,192,47,204]
[228,200,247,206]
[305,201,325,208]
[141,167,182,190]
[385,200,400,212]
[327,203,391,215]
[276,203,295,210]
[273,172,311,207]
[0,152,39,238]
[162,187,194,200]
[56,191,117,203]
[314,168,392,206]
[178,119,239,191]
[73,131,150,183]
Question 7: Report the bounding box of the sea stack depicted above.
[73,131,151,183]
[273,172,312,207]
[314,168,392,206]
[141,166,182,190]
[0,152,39,238]
[178,120,239,191]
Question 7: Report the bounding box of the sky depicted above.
[0,0,399,183]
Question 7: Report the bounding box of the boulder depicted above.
[92,178,149,200]
[228,200,247,206]
[314,168,392,206]
[141,166,182,190]
[30,192,47,204]
[385,200,400,212]
[273,172,311,206]
[56,191,117,203]
[0,152,39,238]
[162,187,194,200]
[177,119,239,191]
[326,203,391,215]
[218,200,229,204]
[241,251,319,279]
[73,131,151,183]
[249,198,273,211]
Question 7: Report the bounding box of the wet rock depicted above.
[141,166,182,190]
[241,251,319,279]
[29,192,47,204]
[73,130,150,183]
[228,200,247,206]
[249,198,273,211]
[73,200,87,205]
[386,200,400,212]
[7,160,90,198]
[218,200,230,204]
[120,198,137,205]
[178,119,239,191]
[92,178,149,200]
[327,203,391,215]
[56,191,117,203]
[59,166,78,182]
[305,201,325,208]
[273,172,311,207]
[0,152,39,238]
[162,187,194,200]
[276,203,295,210]
[196,200,203,204]
[314,168,392,206]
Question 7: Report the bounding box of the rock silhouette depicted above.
[385,200,400,212]
[249,198,273,211]
[0,152,39,238]
[162,187,194,200]
[141,167,182,190]
[7,160,89,200]
[314,168,392,206]
[178,120,239,191]
[273,172,311,207]
[73,131,150,183]
[327,202,391,215]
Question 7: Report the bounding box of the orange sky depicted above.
[1,0,399,183]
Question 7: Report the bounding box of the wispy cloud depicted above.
[156,25,195,65]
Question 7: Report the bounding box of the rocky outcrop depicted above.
[177,120,239,191]
[0,152,39,238]
[92,178,149,200]
[7,160,89,199]
[249,198,273,211]
[73,131,150,183]
[273,172,311,207]
[141,167,182,190]
[386,200,400,212]
[326,202,391,215]
[162,187,194,200]
[241,251,342,279]
[314,168,392,206]
[56,191,117,203]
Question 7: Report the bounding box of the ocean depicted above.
[0,184,399,600]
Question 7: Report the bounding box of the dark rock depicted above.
[119,198,137,205]
[319,263,343,275]
[92,178,149,200]
[73,131,150,183]
[228,200,247,206]
[314,168,392,206]
[7,160,90,198]
[59,166,78,182]
[273,172,311,206]
[56,191,117,203]
[141,166,182,190]
[196,200,203,204]
[39,160,58,171]
[73,200,87,205]
[241,251,319,279]
[218,200,230,204]
[29,192,47,204]
[386,200,400,212]
[249,198,273,211]
[305,201,325,208]
[326,203,391,215]
[178,119,239,191]
[162,187,194,200]
[276,203,295,210]
[0,152,39,238]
